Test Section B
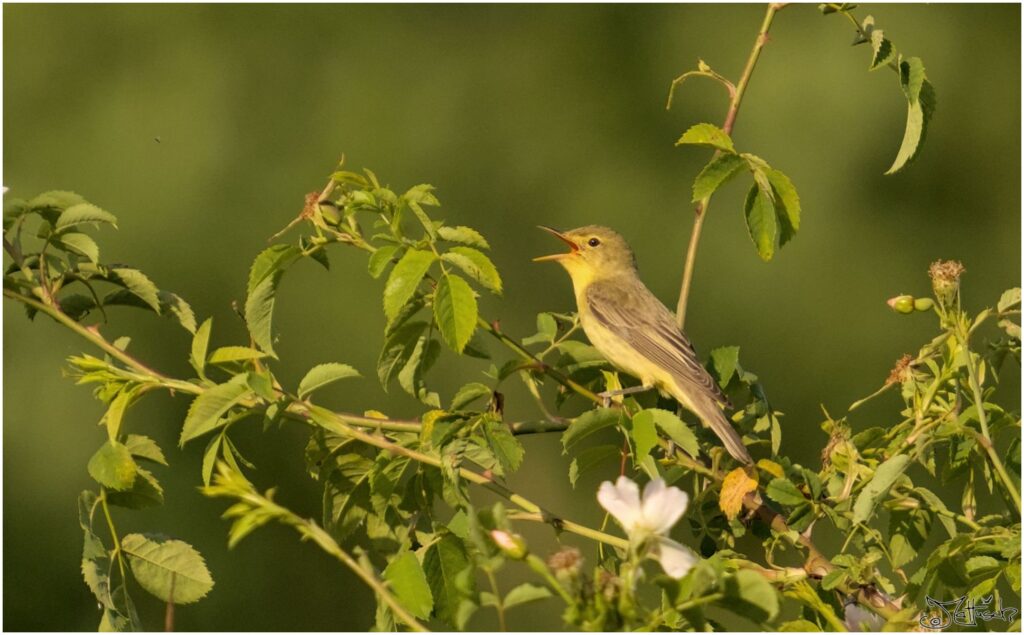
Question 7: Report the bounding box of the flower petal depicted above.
[843,602,884,631]
[656,537,697,579]
[641,479,689,535]
[598,477,642,533]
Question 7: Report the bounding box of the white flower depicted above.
[844,601,884,631]
[597,476,697,579]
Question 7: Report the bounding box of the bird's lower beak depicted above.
[533,226,578,262]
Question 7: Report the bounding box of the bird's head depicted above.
[534,225,637,284]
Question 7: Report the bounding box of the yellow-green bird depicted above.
[534,225,752,464]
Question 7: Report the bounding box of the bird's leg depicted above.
[597,383,655,408]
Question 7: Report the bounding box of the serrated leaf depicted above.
[481,419,524,475]
[123,434,167,466]
[870,31,894,70]
[106,466,164,509]
[368,245,400,279]
[765,168,801,246]
[121,534,214,604]
[434,273,478,353]
[676,123,735,153]
[179,375,253,445]
[384,551,434,620]
[102,388,135,441]
[569,445,619,488]
[190,318,212,379]
[562,408,622,451]
[201,435,222,488]
[442,247,502,295]
[637,408,700,459]
[247,244,301,296]
[28,190,87,212]
[378,321,429,388]
[111,268,161,313]
[710,346,740,388]
[245,272,281,356]
[383,249,436,324]
[887,63,935,175]
[60,232,100,263]
[692,153,746,202]
[88,441,138,490]
[208,346,268,365]
[766,477,805,506]
[438,225,490,250]
[998,288,1021,313]
[161,291,197,334]
[743,183,777,261]
[720,467,758,520]
[522,312,558,346]
[297,363,360,399]
[852,455,911,524]
[503,583,552,609]
[451,382,492,411]
[55,203,118,232]
[423,534,473,625]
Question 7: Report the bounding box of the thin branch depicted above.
[675,3,782,329]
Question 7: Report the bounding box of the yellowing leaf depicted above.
[757,459,785,479]
[720,466,758,521]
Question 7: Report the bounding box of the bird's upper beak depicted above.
[533,226,578,262]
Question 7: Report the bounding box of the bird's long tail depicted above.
[683,392,752,464]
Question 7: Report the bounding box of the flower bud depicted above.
[913,297,934,312]
[929,260,965,308]
[489,530,527,560]
[887,295,915,314]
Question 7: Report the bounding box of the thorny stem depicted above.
[674,3,782,329]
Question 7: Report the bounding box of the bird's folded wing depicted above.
[586,280,731,408]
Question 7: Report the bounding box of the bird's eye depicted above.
[587,238,601,247]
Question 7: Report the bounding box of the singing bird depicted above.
[534,225,752,464]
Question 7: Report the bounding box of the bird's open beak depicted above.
[533,226,578,262]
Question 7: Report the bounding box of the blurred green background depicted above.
[4,4,1020,631]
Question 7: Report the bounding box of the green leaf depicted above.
[630,409,659,460]
[102,388,135,441]
[383,249,436,324]
[481,419,524,475]
[208,346,268,365]
[28,190,87,213]
[522,312,558,346]
[433,273,478,354]
[852,455,911,524]
[765,477,806,506]
[870,30,895,70]
[886,58,935,175]
[384,551,434,620]
[397,332,441,407]
[423,534,473,625]
[111,268,161,313]
[635,408,700,459]
[378,321,429,388]
[438,225,490,250]
[247,244,301,296]
[123,434,168,466]
[88,441,138,490]
[503,583,552,609]
[201,435,222,488]
[368,245,400,279]
[998,287,1021,313]
[179,375,253,445]
[297,363,360,398]
[442,247,502,295]
[190,318,212,379]
[60,232,100,263]
[710,346,740,388]
[106,466,164,509]
[120,534,214,604]
[569,445,619,488]
[562,408,622,451]
[676,123,735,153]
[743,183,777,261]
[55,203,118,232]
[724,569,779,622]
[245,272,281,356]
[765,168,801,246]
[451,382,492,411]
[161,291,197,334]
[692,153,746,202]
